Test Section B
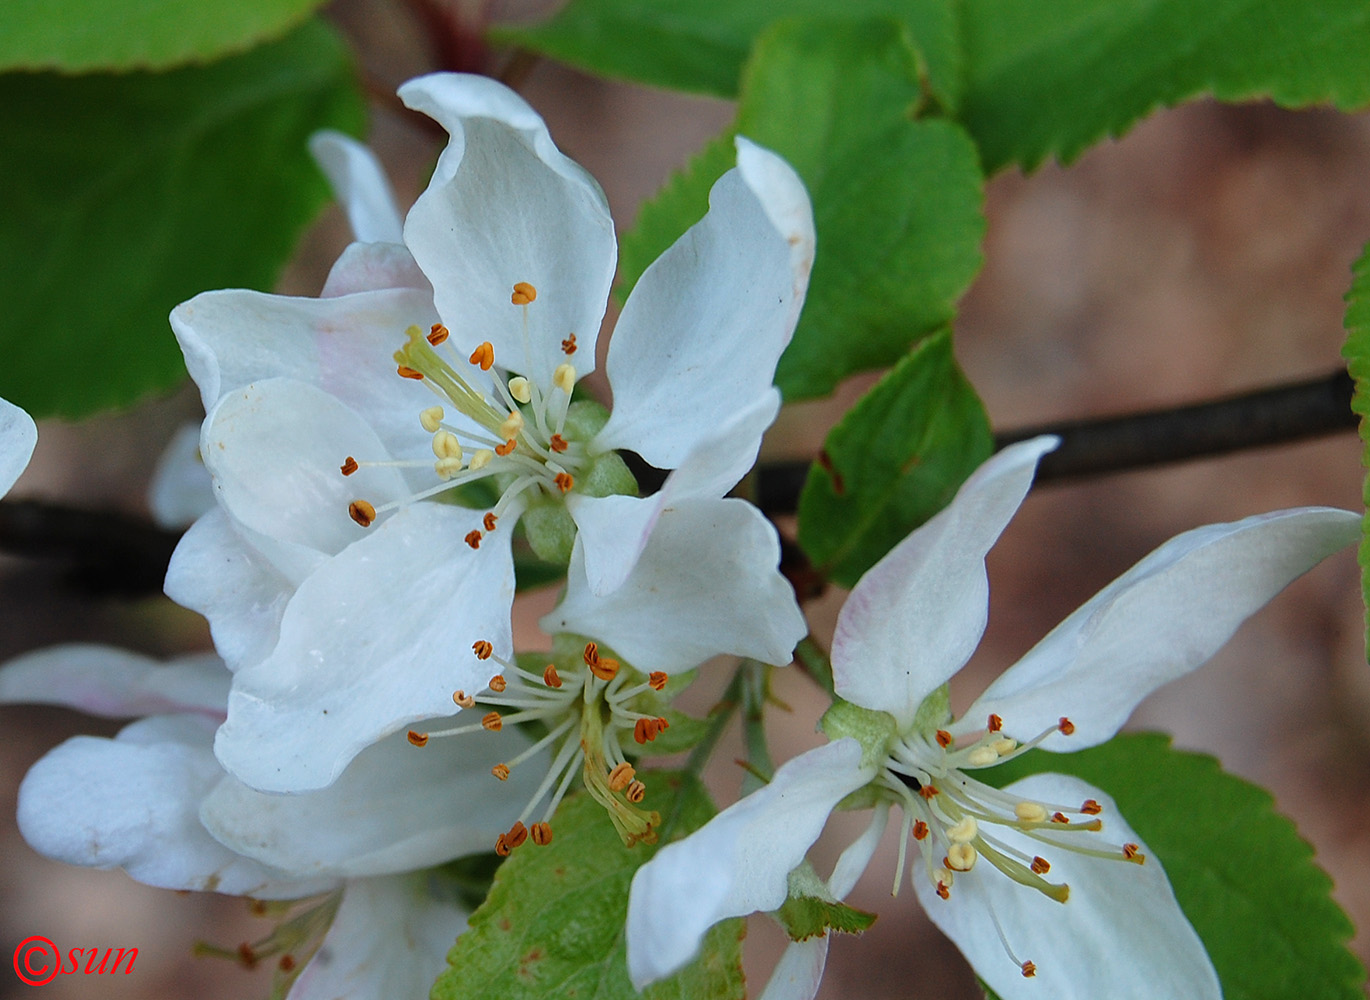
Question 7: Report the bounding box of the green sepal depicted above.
[522,500,577,565]
[1341,238,1370,659]
[910,683,951,735]
[819,698,896,771]
[773,861,878,940]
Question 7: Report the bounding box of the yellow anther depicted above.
[339,456,359,476]
[435,457,464,479]
[499,410,525,439]
[553,363,576,394]
[531,822,553,846]
[453,690,476,709]
[1015,801,1048,824]
[432,430,463,460]
[469,342,495,371]
[489,674,507,693]
[508,376,532,404]
[492,763,510,781]
[427,323,449,345]
[481,711,502,732]
[967,746,998,766]
[348,500,376,527]
[420,406,444,433]
[407,731,429,748]
[947,816,978,843]
[469,449,493,471]
[608,762,636,791]
[991,737,1018,756]
[946,843,977,871]
[511,281,537,305]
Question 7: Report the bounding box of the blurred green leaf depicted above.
[798,330,993,587]
[0,20,364,416]
[0,0,329,72]
[989,734,1366,1000]
[432,773,744,1000]
[495,0,961,111]
[620,19,985,401]
[1341,239,1370,660]
[959,0,1370,172]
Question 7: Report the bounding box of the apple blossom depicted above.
[626,436,1360,999]
[0,395,37,498]
[0,644,541,999]
[166,74,811,794]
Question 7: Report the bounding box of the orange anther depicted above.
[397,365,424,380]
[453,690,476,709]
[492,763,510,781]
[655,716,669,732]
[625,780,646,803]
[648,671,668,691]
[555,472,574,492]
[495,439,517,456]
[511,282,537,305]
[549,434,569,453]
[1058,717,1076,736]
[1021,961,1037,979]
[935,881,950,900]
[348,500,376,527]
[583,642,599,666]
[561,333,577,355]
[531,822,553,846]
[543,664,562,688]
[278,955,296,973]
[489,674,507,693]
[469,342,495,370]
[484,512,498,531]
[494,835,511,857]
[919,785,939,800]
[482,711,502,732]
[589,656,619,681]
[608,762,635,791]
[465,530,482,549]
[472,640,493,660]
[1081,799,1102,815]
[505,821,528,849]
[1052,812,1070,824]
[407,730,429,747]
[340,456,359,476]
[912,820,929,840]
[935,730,953,748]
[634,718,657,744]
[427,323,449,345]
[1123,843,1142,861]
[1031,856,1051,874]
[987,713,1003,733]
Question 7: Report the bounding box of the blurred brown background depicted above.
[1,2,1367,997]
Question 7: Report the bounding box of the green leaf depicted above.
[0,0,329,72]
[0,20,364,417]
[987,733,1367,1000]
[959,0,1370,173]
[433,773,744,1000]
[775,894,877,941]
[618,19,985,401]
[1343,239,1370,659]
[495,2,961,111]
[797,330,993,587]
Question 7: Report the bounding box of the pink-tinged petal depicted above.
[308,131,404,244]
[202,378,412,560]
[288,875,467,1000]
[17,716,333,899]
[832,437,1058,729]
[757,939,830,1000]
[171,286,438,464]
[913,774,1219,1000]
[399,73,616,388]
[596,140,814,468]
[149,423,215,529]
[0,645,228,720]
[201,726,538,877]
[546,497,805,673]
[164,509,295,670]
[0,395,37,497]
[571,391,780,597]
[626,740,869,988]
[215,502,514,792]
[321,242,431,298]
[961,506,1360,750]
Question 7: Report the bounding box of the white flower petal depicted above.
[757,939,830,1000]
[0,395,37,497]
[201,727,537,877]
[149,423,215,529]
[164,509,295,669]
[0,645,228,719]
[289,875,467,1000]
[202,378,411,560]
[546,497,805,673]
[308,130,405,244]
[913,773,1219,1000]
[172,287,438,465]
[962,506,1360,750]
[320,242,431,298]
[626,740,868,987]
[832,437,1058,729]
[215,502,514,792]
[570,391,782,597]
[17,716,331,899]
[399,73,616,388]
[595,140,814,468]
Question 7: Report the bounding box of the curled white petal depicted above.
[308,130,405,244]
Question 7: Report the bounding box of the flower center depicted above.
[341,281,591,549]
[405,640,670,852]
[878,713,1144,979]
